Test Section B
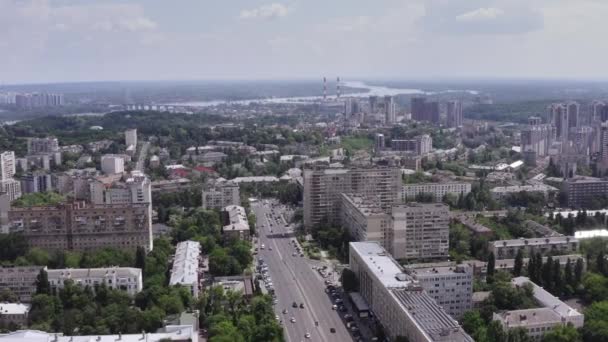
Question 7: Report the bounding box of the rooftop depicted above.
[169,241,200,286]
[512,277,583,319]
[342,193,387,217]
[0,325,196,342]
[350,242,411,289]
[0,303,30,315]
[495,308,562,328]
[491,236,577,248]
[223,205,250,232]
[46,267,141,279]
[405,264,472,278]
[491,184,557,193]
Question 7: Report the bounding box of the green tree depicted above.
[513,249,524,277]
[461,310,485,335]
[584,301,608,342]
[582,273,608,302]
[542,256,553,289]
[341,268,359,292]
[542,324,581,342]
[487,252,496,282]
[135,246,147,271]
[35,269,50,295]
[574,258,584,285]
[564,259,574,296]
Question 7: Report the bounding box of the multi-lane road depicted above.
[252,200,354,342]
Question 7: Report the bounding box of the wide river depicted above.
[164,81,479,107]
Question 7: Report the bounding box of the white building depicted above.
[47,267,143,296]
[90,175,151,206]
[396,203,450,260]
[0,179,21,201]
[170,241,201,298]
[0,151,16,181]
[202,180,240,210]
[0,303,30,327]
[101,155,125,175]
[125,129,137,149]
[404,264,473,319]
[490,236,579,259]
[401,182,471,202]
[349,242,473,342]
[222,205,250,241]
[490,184,558,201]
[0,325,199,342]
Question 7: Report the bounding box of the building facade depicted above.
[0,266,44,302]
[563,176,608,208]
[101,155,126,175]
[201,180,240,210]
[222,205,250,241]
[490,236,578,259]
[401,182,471,202]
[446,101,463,128]
[393,203,450,260]
[169,241,201,298]
[47,267,143,296]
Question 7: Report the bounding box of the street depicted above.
[135,141,150,172]
[251,200,355,342]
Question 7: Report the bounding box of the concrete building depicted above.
[493,277,584,340]
[490,184,558,201]
[392,135,432,155]
[47,267,143,296]
[0,303,30,327]
[20,171,53,194]
[0,325,199,342]
[170,241,201,298]
[489,236,578,259]
[549,103,569,143]
[303,167,401,229]
[0,266,44,302]
[0,151,16,182]
[404,264,473,319]
[26,137,59,155]
[521,123,553,157]
[395,203,450,260]
[101,154,125,175]
[446,101,463,128]
[341,194,405,259]
[89,175,151,206]
[349,242,473,342]
[401,182,471,202]
[222,205,250,241]
[201,180,240,210]
[9,201,153,252]
[374,133,385,152]
[125,129,137,149]
[0,179,21,201]
[563,176,608,208]
[411,98,441,124]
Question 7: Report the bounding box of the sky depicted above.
[1,0,607,84]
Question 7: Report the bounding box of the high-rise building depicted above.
[521,123,553,157]
[374,133,385,152]
[0,151,16,181]
[100,154,125,175]
[446,100,463,128]
[0,179,22,201]
[411,97,440,124]
[125,129,138,148]
[27,137,59,155]
[15,93,64,110]
[303,167,401,229]
[369,96,396,124]
[394,203,450,260]
[567,101,580,131]
[201,180,240,210]
[592,100,608,122]
[549,103,569,142]
[20,171,53,194]
[391,134,432,155]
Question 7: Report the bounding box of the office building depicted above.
[395,203,450,260]
[341,194,406,259]
[493,277,584,340]
[101,154,125,175]
[0,303,30,327]
[349,242,473,342]
[201,180,240,210]
[170,241,201,298]
[222,205,250,241]
[0,325,199,342]
[404,264,473,319]
[125,129,137,149]
[567,102,580,130]
[303,167,401,229]
[374,133,385,152]
[401,182,471,202]
[0,266,44,302]
[446,101,463,128]
[27,137,59,155]
[563,176,608,208]
[47,267,143,296]
[489,236,578,259]
[9,201,153,252]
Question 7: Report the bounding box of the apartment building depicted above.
[125,129,138,149]
[0,303,30,327]
[47,267,143,296]
[9,201,153,252]
[395,203,450,260]
[101,154,126,175]
[404,264,473,319]
[0,325,199,342]
[493,277,584,340]
[446,101,463,128]
[0,266,44,302]
[202,180,240,210]
[563,176,608,208]
[27,137,59,155]
[401,182,471,202]
[169,241,201,298]
[489,236,578,259]
[341,194,406,259]
[490,184,557,201]
[349,242,473,342]
[303,167,400,229]
[222,205,250,241]
[392,135,433,156]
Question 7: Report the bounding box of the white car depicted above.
[305,333,311,339]
[290,317,296,323]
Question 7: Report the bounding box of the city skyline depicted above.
[2,0,608,83]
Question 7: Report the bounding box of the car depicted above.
[300,253,305,257]
[335,298,343,304]
[300,303,305,309]
[292,252,297,257]
[292,302,298,308]
[290,317,296,323]
[330,328,336,333]
[261,244,266,250]
[269,247,272,251]
[304,333,311,339]
[332,304,338,310]
[275,314,279,320]
[282,309,288,314]
[339,305,347,312]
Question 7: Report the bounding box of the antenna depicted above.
[337,77,341,98]
[323,77,327,100]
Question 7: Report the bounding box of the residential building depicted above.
[374,133,385,152]
[563,176,608,208]
[89,175,151,206]
[489,236,578,259]
[20,171,53,194]
[15,93,64,109]
[212,276,255,300]
[0,303,30,327]
[47,267,143,296]
[349,242,473,342]
[491,254,585,275]
[411,98,440,124]
[231,176,280,184]
[0,266,44,302]
[125,129,137,149]
[0,179,21,201]
[27,137,59,155]
[521,123,553,157]
[549,103,569,143]
[395,203,450,260]
[222,205,250,241]
[490,184,558,201]
[392,135,432,155]
[303,167,401,229]
[169,241,201,298]
[9,201,153,252]
[101,154,125,175]
[446,101,463,128]
[401,182,471,202]
[202,180,240,210]
[404,264,473,319]
[0,151,15,182]
[493,277,584,340]
[0,325,199,342]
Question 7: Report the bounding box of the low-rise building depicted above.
[0,325,199,342]
[202,180,240,210]
[169,241,201,298]
[563,176,608,208]
[489,236,578,259]
[401,182,471,202]
[222,205,250,241]
[490,184,557,201]
[0,303,29,327]
[0,266,44,303]
[47,267,142,296]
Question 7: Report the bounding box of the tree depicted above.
[461,310,485,335]
[552,259,563,296]
[541,256,553,289]
[514,249,524,277]
[341,268,359,292]
[487,252,496,282]
[135,246,147,272]
[487,320,507,342]
[582,273,608,303]
[574,258,584,285]
[35,269,51,295]
[542,324,581,342]
[597,252,607,276]
[583,301,608,342]
[564,259,574,295]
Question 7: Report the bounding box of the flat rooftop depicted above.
[495,308,562,328]
[512,277,583,319]
[405,264,471,278]
[342,193,387,217]
[169,241,200,286]
[0,303,30,315]
[491,236,577,248]
[350,242,411,289]
[47,267,141,279]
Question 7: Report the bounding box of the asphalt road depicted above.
[135,141,150,172]
[252,200,354,342]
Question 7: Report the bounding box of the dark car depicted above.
[292,302,298,308]
[300,303,305,309]
[330,328,336,333]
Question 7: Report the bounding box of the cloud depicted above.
[456,7,505,22]
[239,3,290,20]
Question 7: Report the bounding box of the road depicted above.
[135,141,150,172]
[252,200,354,342]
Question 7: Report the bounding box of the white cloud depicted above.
[239,3,290,20]
[456,7,505,22]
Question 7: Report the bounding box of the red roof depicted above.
[170,168,191,178]
[194,165,217,173]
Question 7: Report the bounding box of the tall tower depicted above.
[336,77,341,98]
[323,77,327,100]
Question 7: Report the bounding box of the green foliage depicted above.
[341,136,373,153]
[542,324,581,342]
[12,192,65,207]
[0,233,28,262]
[341,268,359,293]
[312,223,351,261]
[584,301,608,342]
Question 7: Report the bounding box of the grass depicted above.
[341,136,373,153]
[476,216,513,240]
[12,192,66,207]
